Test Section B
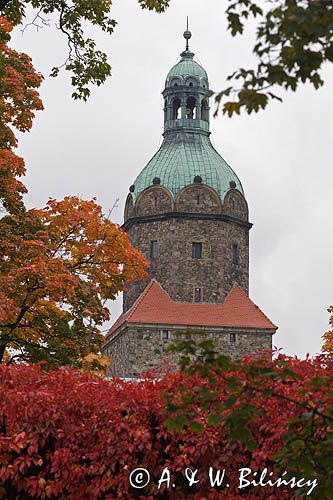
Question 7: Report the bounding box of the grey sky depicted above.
[11,0,333,358]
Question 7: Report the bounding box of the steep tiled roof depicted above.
[106,280,277,339]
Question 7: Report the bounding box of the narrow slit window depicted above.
[150,240,158,259]
[192,242,202,259]
[196,194,200,205]
[161,330,170,341]
[232,244,239,265]
[194,287,202,303]
[154,196,158,207]
[229,333,236,343]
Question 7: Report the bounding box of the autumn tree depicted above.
[0,196,148,367]
[1,0,169,100]
[2,0,333,113]
[0,17,148,367]
[322,305,333,353]
[214,0,333,116]
[0,15,43,214]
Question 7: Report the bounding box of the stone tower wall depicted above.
[123,215,249,311]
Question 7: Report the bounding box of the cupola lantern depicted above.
[163,29,210,132]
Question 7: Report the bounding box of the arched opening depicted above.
[172,97,181,119]
[186,96,196,119]
[201,99,209,121]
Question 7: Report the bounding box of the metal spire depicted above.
[183,17,192,51]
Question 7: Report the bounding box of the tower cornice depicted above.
[122,211,253,231]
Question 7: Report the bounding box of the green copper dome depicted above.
[130,29,244,203]
[166,50,209,88]
[132,132,243,200]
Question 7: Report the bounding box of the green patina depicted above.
[165,50,209,87]
[132,132,243,200]
[131,31,244,202]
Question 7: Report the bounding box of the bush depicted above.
[0,356,332,499]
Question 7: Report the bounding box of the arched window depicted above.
[170,78,180,88]
[201,99,209,121]
[186,96,196,119]
[172,98,181,119]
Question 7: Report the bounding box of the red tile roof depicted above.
[107,280,277,338]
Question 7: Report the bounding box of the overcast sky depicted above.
[10,0,333,358]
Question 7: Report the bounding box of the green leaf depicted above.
[189,421,204,432]
[207,414,222,426]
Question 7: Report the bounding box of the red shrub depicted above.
[0,356,331,499]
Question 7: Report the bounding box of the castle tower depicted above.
[123,29,251,311]
[105,29,277,378]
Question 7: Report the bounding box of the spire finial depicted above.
[183,17,192,51]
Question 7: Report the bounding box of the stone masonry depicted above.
[105,326,273,378]
[123,184,251,311]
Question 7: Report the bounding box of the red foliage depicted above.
[0,356,332,499]
[0,15,43,214]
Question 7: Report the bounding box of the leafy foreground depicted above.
[0,355,332,499]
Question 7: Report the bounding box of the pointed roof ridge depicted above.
[107,281,277,339]
[106,279,171,339]
[127,279,158,319]
[222,283,250,305]
[222,285,277,330]
[224,283,243,296]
